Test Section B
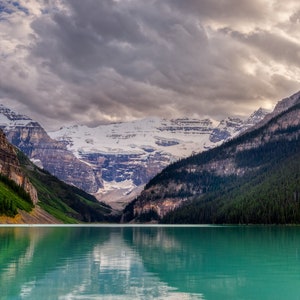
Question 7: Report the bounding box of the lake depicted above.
[1,225,300,299]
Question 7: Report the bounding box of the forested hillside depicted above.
[123,94,300,224]
[162,139,300,224]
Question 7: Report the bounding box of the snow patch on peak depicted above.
[0,104,34,128]
[209,108,270,144]
[246,107,271,124]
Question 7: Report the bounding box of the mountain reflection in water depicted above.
[1,226,300,299]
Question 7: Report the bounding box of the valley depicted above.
[0,104,269,209]
[0,91,299,224]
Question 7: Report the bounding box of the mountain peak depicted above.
[0,104,31,120]
[273,90,300,114]
[0,104,32,127]
[245,90,300,133]
[208,109,270,144]
[244,107,271,126]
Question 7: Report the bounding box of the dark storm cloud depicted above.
[31,0,146,72]
[1,0,300,128]
[28,0,216,120]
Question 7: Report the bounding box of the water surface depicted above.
[1,225,300,299]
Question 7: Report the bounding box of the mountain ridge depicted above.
[0,102,269,209]
[122,91,300,223]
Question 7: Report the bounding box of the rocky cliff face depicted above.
[125,92,300,221]
[0,129,38,204]
[209,117,244,143]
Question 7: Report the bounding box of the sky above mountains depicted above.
[1,0,300,130]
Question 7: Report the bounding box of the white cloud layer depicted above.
[1,0,300,129]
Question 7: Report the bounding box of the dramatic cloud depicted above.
[1,0,300,129]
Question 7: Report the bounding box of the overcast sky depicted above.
[1,0,300,130]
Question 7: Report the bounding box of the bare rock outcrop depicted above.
[0,129,38,204]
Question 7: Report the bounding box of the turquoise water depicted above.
[1,226,300,299]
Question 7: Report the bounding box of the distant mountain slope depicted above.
[123,91,300,224]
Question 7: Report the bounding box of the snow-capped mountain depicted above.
[49,109,269,208]
[50,110,270,162]
[48,117,217,208]
[50,117,218,159]
[0,104,32,128]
